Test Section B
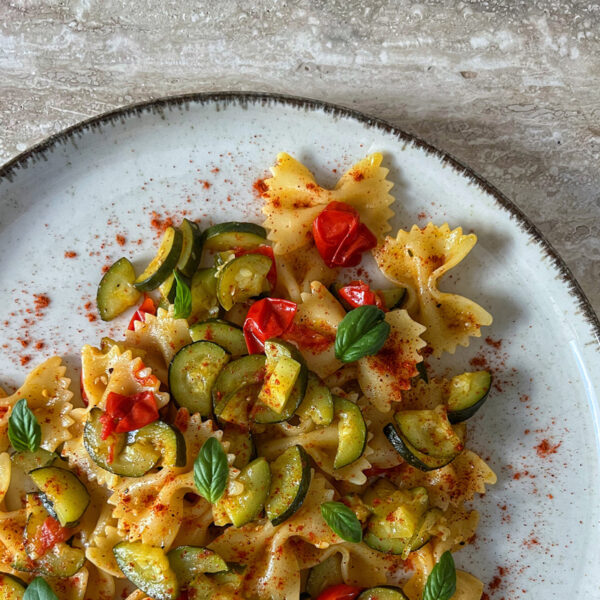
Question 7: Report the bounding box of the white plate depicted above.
[1,93,599,598]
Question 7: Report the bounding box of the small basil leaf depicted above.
[321,501,363,543]
[335,305,390,363]
[24,577,59,600]
[423,550,457,600]
[193,437,228,503]
[8,399,41,453]
[173,270,192,320]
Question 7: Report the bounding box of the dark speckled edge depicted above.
[1,91,598,344]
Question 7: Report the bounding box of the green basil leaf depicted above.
[423,550,456,600]
[320,501,363,543]
[24,577,59,600]
[193,437,228,503]
[334,305,390,363]
[8,399,41,453]
[173,270,192,319]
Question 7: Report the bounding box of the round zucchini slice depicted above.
[305,554,344,599]
[357,586,409,600]
[113,542,179,600]
[11,448,56,473]
[216,253,272,311]
[333,396,367,469]
[29,467,90,528]
[447,370,492,423]
[167,546,227,587]
[221,425,255,469]
[189,319,248,357]
[97,257,141,321]
[265,445,311,525]
[217,384,262,429]
[189,268,220,323]
[377,288,406,310]
[169,341,231,417]
[0,574,27,600]
[135,226,183,291]
[203,222,267,251]
[296,372,334,426]
[177,219,204,278]
[127,420,186,468]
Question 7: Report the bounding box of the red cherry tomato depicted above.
[128,294,156,331]
[338,280,385,310]
[99,390,158,440]
[316,584,363,600]
[234,245,277,289]
[243,297,297,354]
[312,202,377,268]
[37,516,72,556]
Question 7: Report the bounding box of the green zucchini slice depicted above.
[169,341,230,417]
[296,372,334,426]
[189,268,220,323]
[333,396,367,469]
[10,448,56,473]
[167,546,227,586]
[177,219,204,278]
[189,319,248,357]
[127,420,186,468]
[222,425,255,469]
[159,270,191,305]
[265,445,311,525]
[378,288,406,310]
[446,370,492,423]
[394,406,463,459]
[203,222,267,251]
[135,226,184,292]
[113,542,179,600]
[357,587,409,600]
[305,554,343,599]
[0,574,27,600]
[29,467,90,528]
[97,257,142,321]
[216,254,272,311]
[213,457,271,527]
[218,384,262,429]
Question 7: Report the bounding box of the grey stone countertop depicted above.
[1,0,598,314]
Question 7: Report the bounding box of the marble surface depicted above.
[1,0,599,314]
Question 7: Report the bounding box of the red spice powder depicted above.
[33,294,50,316]
[64,251,77,258]
[535,438,561,459]
[101,264,111,274]
[20,355,31,366]
[417,212,427,219]
[350,170,365,182]
[485,336,503,349]
[469,355,489,369]
[150,211,174,235]
[86,313,97,322]
[198,180,211,189]
[253,179,268,197]
[35,341,45,350]
[211,167,220,173]
[116,234,126,246]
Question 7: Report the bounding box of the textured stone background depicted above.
[1,0,599,314]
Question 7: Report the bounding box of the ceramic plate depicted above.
[1,93,598,598]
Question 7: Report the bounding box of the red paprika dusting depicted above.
[64,250,77,258]
[35,341,44,350]
[253,179,268,197]
[350,170,364,182]
[485,336,503,349]
[33,294,50,317]
[150,211,174,235]
[116,234,126,246]
[20,355,31,366]
[535,438,561,458]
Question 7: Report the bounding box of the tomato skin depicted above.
[37,516,71,556]
[100,390,158,440]
[312,202,377,268]
[338,281,385,310]
[243,298,297,354]
[128,294,156,331]
[234,245,277,288]
[316,584,363,600]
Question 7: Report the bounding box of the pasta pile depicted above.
[0,153,496,600]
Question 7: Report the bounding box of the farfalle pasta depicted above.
[0,153,499,600]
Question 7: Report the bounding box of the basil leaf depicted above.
[423,551,456,600]
[173,270,192,319]
[24,577,59,600]
[321,501,363,543]
[334,305,390,363]
[193,437,228,503]
[8,399,41,453]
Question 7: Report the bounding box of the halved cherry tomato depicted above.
[243,297,297,354]
[99,390,158,440]
[312,202,377,268]
[37,516,72,556]
[316,584,363,600]
[128,294,156,331]
[234,245,277,288]
[338,280,385,310]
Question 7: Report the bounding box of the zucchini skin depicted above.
[203,222,267,251]
[135,226,184,291]
[177,219,204,278]
[447,371,492,423]
[357,586,410,600]
[97,257,141,321]
[333,396,367,469]
[189,319,248,357]
[0,573,27,599]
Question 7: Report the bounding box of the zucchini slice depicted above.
[159,270,191,304]
[213,457,271,527]
[128,420,186,468]
[221,425,255,469]
[113,542,179,600]
[203,222,267,251]
[97,257,141,321]
[29,467,90,528]
[11,448,56,473]
[333,396,367,469]
[305,554,343,599]
[446,370,492,423]
[296,372,334,426]
[135,226,183,291]
[177,219,204,278]
[216,254,272,311]
[218,384,262,429]
[357,587,409,600]
[189,319,248,357]
[394,406,463,458]
[378,288,406,310]
[0,574,26,600]
[265,445,311,525]
[167,546,227,586]
[189,268,220,323]
[169,341,230,417]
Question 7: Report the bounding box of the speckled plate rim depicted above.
[1,90,598,342]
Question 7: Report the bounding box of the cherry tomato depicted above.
[243,297,297,354]
[312,202,377,268]
[316,584,363,600]
[128,294,156,331]
[100,390,158,440]
[338,280,385,310]
[37,516,71,556]
[234,245,277,288]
